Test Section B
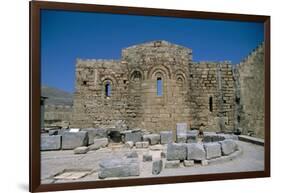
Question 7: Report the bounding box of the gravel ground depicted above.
[41,141,264,184]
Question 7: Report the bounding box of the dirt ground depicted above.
[41,141,264,184]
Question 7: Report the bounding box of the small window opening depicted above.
[83,81,87,85]
[177,77,183,87]
[235,97,240,104]
[209,96,213,112]
[237,115,241,123]
[157,77,163,96]
[105,82,111,97]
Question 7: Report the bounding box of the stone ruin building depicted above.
[68,40,265,138]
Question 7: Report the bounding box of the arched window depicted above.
[105,82,111,97]
[157,77,163,96]
[176,77,183,87]
[131,71,142,82]
[209,96,213,112]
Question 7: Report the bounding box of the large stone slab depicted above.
[83,128,107,145]
[152,160,163,175]
[186,143,206,161]
[73,146,89,154]
[124,132,142,144]
[204,142,221,159]
[184,160,194,167]
[176,123,188,143]
[176,123,188,133]
[98,158,140,179]
[124,141,134,148]
[202,132,217,143]
[187,130,199,136]
[160,131,173,144]
[89,138,109,150]
[167,143,187,161]
[61,131,88,150]
[143,134,160,145]
[135,141,149,148]
[219,139,238,155]
[41,135,61,151]
[186,134,197,143]
[165,160,180,168]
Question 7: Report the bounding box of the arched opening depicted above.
[157,77,163,96]
[105,82,111,97]
[209,96,213,112]
[131,71,142,82]
[176,77,183,87]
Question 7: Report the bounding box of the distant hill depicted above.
[41,85,73,106]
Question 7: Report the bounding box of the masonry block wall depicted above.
[71,40,264,137]
[237,43,265,138]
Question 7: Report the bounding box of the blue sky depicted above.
[41,10,264,93]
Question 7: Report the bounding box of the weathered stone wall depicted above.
[189,62,236,132]
[122,41,192,133]
[44,104,72,128]
[237,43,265,138]
[72,59,128,128]
[71,40,264,137]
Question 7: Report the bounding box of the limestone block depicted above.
[167,143,187,161]
[135,141,149,148]
[176,134,187,143]
[204,142,222,159]
[220,134,238,141]
[187,130,199,136]
[165,160,180,168]
[176,123,188,134]
[219,139,238,155]
[62,131,88,150]
[125,141,134,148]
[201,160,209,166]
[124,132,142,143]
[186,143,206,161]
[41,135,61,151]
[135,142,143,148]
[160,131,173,144]
[211,134,227,142]
[143,154,153,162]
[184,160,194,167]
[142,141,149,148]
[152,160,163,175]
[98,158,140,179]
[89,138,109,150]
[125,151,138,158]
[143,134,160,145]
[83,128,107,145]
[186,134,197,143]
[203,132,217,143]
[149,144,164,151]
[73,146,89,154]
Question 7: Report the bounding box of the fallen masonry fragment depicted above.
[98,158,140,179]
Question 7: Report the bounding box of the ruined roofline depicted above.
[76,58,121,68]
[76,58,120,63]
[190,60,232,65]
[122,40,192,52]
[238,41,265,66]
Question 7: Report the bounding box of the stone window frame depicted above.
[129,69,144,82]
[101,77,116,99]
[174,70,188,94]
[209,95,213,112]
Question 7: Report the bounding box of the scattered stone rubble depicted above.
[41,123,242,179]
